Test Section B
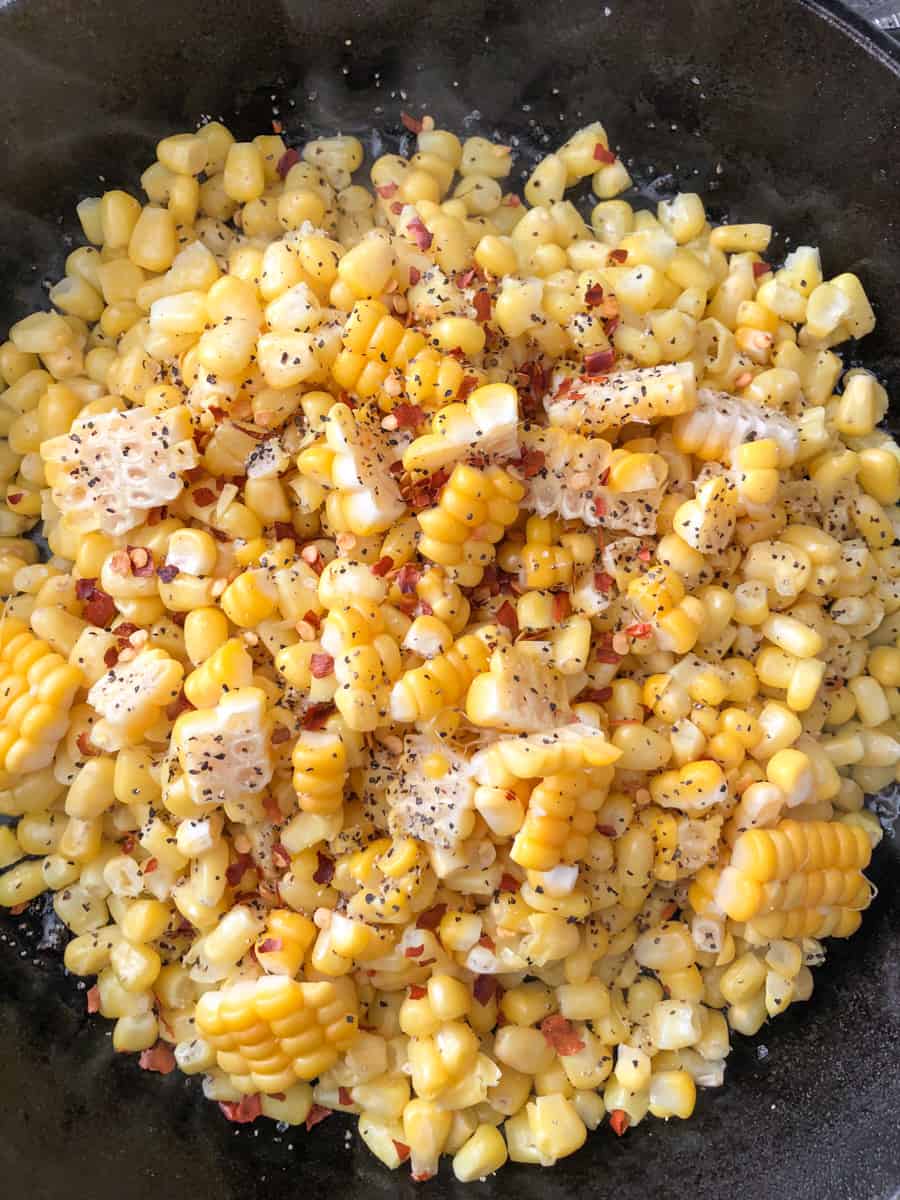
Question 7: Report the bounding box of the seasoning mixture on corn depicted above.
[0,110,894,1183]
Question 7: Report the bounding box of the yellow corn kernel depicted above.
[195,974,359,1093]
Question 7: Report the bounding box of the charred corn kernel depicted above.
[195,974,359,1093]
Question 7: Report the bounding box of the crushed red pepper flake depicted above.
[540,1014,586,1055]
[496,600,518,637]
[473,289,492,322]
[86,985,101,1013]
[552,592,571,622]
[305,1104,332,1131]
[392,403,426,429]
[264,796,285,825]
[76,730,100,757]
[585,282,605,306]
[473,974,498,1005]
[312,851,335,885]
[276,148,300,179]
[415,903,447,930]
[584,348,616,374]
[407,216,433,251]
[302,702,336,730]
[138,1043,176,1074]
[610,1109,630,1136]
[400,111,424,134]
[219,1095,263,1124]
[310,652,334,679]
[593,143,617,163]
[83,587,116,629]
[395,563,421,594]
[393,1140,411,1163]
[624,622,653,639]
[226,854,253,887]
[338,1086,354,1107]
[594,571,614,593]
[408,984,427,999]
[371,555,395,578]
[499,873,520,893]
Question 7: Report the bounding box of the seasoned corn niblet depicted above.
[0,107,894,1182]
[195,974,360,1093]
[0,618,83,773]
[417,463,525,587]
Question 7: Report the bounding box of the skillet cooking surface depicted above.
[0,1,898,1197]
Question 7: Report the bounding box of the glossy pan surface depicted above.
[0,1,898,1196]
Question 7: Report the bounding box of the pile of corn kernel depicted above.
[0,111,894,1181]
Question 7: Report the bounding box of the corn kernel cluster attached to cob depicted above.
[0,105,893,1184]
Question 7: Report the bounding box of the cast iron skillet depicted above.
[0,1,898,1197]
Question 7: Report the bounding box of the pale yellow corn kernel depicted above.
[634,922,696,972]
[710,224,772,253]
[720,953,767,1005]
[868,646,900,688]
[223,142,265,202]
[0,859,47,907]
[493,1025,555,1075]
[592,159,632,200]
[526,1094,587,1161]
[110,938,161,993]
[501,982,556,1026]
[120,898,171,945]
[649,1000,702,1050]
[452,1123,508,1182]
[128,207,177,272]
[848,676,890,728]
[113,1012,159,1053]
[856,448,900,506]
[648,1069,696,1119]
